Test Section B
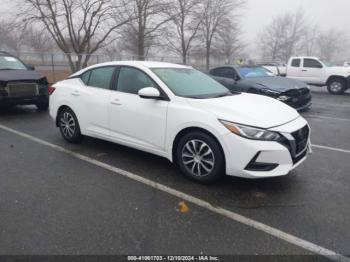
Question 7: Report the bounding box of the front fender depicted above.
[166,120,230,162]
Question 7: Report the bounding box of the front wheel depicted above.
[327,78,347,95]
[176,131,225,184]
[58,107,83,143]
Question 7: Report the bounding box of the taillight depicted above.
[48,86,56,95]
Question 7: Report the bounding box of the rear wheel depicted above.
[58,107,83,143]
[327,78,347,95]
[176,131,225,184]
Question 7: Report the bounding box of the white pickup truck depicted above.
[286,57,350,94]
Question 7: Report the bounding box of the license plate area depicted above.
[6,83,38,97]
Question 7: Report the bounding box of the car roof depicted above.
[290,56,319,60]
[211,65,262,70]
[71,61,192,77]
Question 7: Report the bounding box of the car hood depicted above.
[241,76,307,92]
[0,70,43,82]
[188,93,300,129]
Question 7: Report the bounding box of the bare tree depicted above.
[120,0,172,60]
[316,29,348,62]
[164,0,202,64]
[303,25,320,56]
[24,27,55,53]
[214,17,245,64]
[200,0,245,70]
[0,21,25,54]
[20,0,132,72]
[258,9,307,62]
[281,9,307,60]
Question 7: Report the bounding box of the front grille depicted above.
[293,150,308,164]
[283,88,312,109]
[0,87,7,97]
[292,125,310,155]
[278,125,310,165]
[6,82,38,97]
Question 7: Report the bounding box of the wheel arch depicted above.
[326,75,347,86]
[56,105,74,127]
[171,127,226,168]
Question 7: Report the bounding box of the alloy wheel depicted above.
[330,81,343,93]
[181,139,215,177]
[60,112,76,138]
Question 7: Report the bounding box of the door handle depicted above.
[302,69,308,72]
[71,90,80,96]
[110,98,122,106]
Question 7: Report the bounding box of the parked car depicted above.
[209,65,312,112]
[0,51,50,110]
[258,63,287,76]
[286,56,350,94]
[50,61,311,183]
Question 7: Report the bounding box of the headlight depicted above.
[277,95,290,101]
[220,120,281,141]
[261,88,280,96]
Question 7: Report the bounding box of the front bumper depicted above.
[347,76,350,89]
[0,84,49,107]
[294,101,312,112]
[0,95,48,107]
[221,117,311,178]
[282,89,312,111]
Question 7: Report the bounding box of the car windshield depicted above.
[151,68,232,99]
[0,56,27,70]
[239,67,274,78]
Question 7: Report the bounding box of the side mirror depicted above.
[138,87,161,99]
[27,64,35,71]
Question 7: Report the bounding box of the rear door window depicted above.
[304,59,323,68]
[86,67,115,89]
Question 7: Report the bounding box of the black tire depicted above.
[57,107,83,143]
[176,131,225,184]
[36,97,49,111]
[327,78,347,95]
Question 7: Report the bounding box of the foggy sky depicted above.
[1,0,349,57]
[243,0,350,45]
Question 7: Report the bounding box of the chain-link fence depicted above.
[9,51,228,84]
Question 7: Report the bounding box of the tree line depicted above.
[1,0,244,72]
[257,8,349,63]
[0,1,348,72]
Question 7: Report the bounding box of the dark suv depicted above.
[0,51,49,110]
[209,65,312,112]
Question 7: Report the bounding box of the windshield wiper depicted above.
[212,92,233,98]
[185,95,205,99]
[0,68,17,70]
[185,91,236,99]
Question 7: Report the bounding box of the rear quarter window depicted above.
[81,71,91,85]
[84,67,115,89]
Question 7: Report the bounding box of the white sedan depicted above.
[49,61,311,183]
